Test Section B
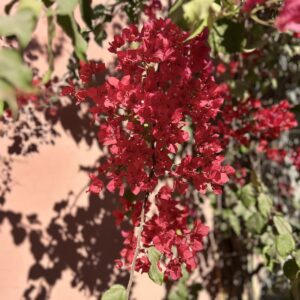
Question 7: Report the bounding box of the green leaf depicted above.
[208,21,227,54]
[294,250,300,268]
[0,0,41,48]
[221,20,246,53]
[276,234,295,257]
[43,11,56,83]
[240,145,249,154]
[170,0,218,37]
[183,0,214,40]
[56,0,87,60]
[79,0,93,28]
[233,202,249,218]
[209,19,246,54]
[94,23,107,46]
[183,0,213,25]
[169,0,185,16]
[0,100,4,117]
[0,10,37,48]
[56,0,78,15]
[246,212,266,234]
[263,243,277,257]
[148,247,164,285]
[263,244,276,271]
[93,4,108,19]
[168,267,189,300]
[227,213,241,235]
[0,49,32,91]
[19,0,42,16]
[187,3,220,40]
[273,216,292,235]
[168,283,188,300]
[57,14,87,61]
[0,80,19,120]
[42,69,53,84]
[169,0,189,31]
[101,284,127,300]
[260,231,276,246]
[258,193,272,218]
[283,258,299,281]
[238,184,256,208]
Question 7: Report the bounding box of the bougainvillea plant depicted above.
[65,17,235,294]
[2,0,300,299]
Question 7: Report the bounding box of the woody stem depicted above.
[126,139,155,299]
[126,197,146,299]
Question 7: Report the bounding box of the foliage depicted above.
[102,284,127,300]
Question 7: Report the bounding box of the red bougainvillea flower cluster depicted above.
[79,18,235,197]
[67,18,234,280]
[78,60,106,84]
[254,100,297,142]
[221,97,297,160]
[116,186,209,280]
[276,0,300,33]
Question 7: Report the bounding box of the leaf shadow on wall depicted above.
[0,97,129,299]
[0,187,129,300]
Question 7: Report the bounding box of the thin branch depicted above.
[126,197,146,299]
[69,181,90,212]
[126,136,156,299]
[249,263,264,277]
[250,15,274,27]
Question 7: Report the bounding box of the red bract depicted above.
[221,98,297,152]
[87,173,104,194]
[276,0,300,33]
[292,147,300,170]
[143,187,209,280]
[144,0,162,18]
[254,100,297,141]
[266,148,287,163]
[79,61,106,84]
[72,18,233,280]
